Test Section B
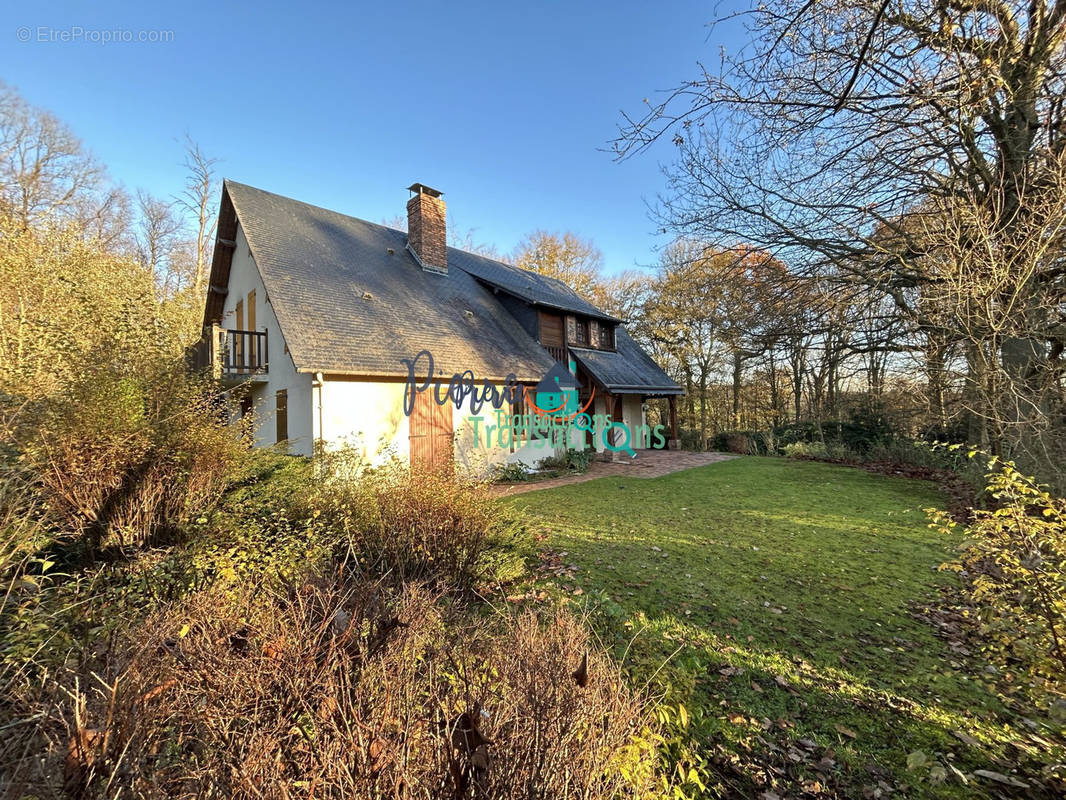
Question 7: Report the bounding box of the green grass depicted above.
[506,457,1045,798]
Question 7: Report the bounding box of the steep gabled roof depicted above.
[207,181,554,381]
[203,180,682,396]
[456,254,623,323]
[570,329,682,395]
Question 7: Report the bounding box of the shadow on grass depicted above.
[508,458,1050,798]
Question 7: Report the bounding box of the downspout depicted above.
[313,372,324,456]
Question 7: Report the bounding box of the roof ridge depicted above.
[224,178,524,272]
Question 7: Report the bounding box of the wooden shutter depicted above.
[565,315,576,344]
[539,312,563,346]
[234,299,244,370]
[247,290,256,331]
[275,390,288,443]
[409,386,453,470]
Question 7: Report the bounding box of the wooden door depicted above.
[409,387,453,470]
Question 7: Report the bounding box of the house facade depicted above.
[196,181,682,470]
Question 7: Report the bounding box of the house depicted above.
[195,180,683,470]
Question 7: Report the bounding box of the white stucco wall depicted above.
[313,380,409,463]
[313,379,560,472]
[219,223,314,455]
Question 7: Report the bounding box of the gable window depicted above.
[276,390,288,443]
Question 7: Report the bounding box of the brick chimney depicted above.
[406,183,446,274]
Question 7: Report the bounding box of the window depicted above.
[275,390,288,443]
[600,324,615,350]
[567,315,588,346]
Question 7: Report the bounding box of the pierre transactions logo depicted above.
[400,350,668,458]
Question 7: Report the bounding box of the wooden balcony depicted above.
[544,344,567,363]
[192,325,268,382]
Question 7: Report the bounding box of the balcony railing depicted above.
[192,326,268,379]
[544,344,567,363]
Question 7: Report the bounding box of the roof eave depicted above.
[601,385,685,395]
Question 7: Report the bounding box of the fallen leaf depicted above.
[906,750,927,771]
[973,770,1029,789]
[834,723,857,739]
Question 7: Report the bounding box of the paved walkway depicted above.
[492,450,737,495]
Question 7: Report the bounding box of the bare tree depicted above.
[0,81,132,245]
[136,189,186,295]
[616,0,1066,471]
[176,136,219,299]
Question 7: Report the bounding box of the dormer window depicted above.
[566,315,589,347]
[599,323,615,350]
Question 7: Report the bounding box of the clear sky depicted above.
[1,1,743,274]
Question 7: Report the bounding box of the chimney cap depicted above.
[407,182,443,198]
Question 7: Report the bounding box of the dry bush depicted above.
[12,366,247,550]
[3,569,658,799]
[723,433,752,455]
[313,461,510,591]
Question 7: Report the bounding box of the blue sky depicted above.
[1,1,742,274]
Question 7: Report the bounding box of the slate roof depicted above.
[456,254,623,323]
[208,180,681,395]
[221,181,553,381]
[570,329,683,395]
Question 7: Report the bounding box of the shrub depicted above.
[724,432,753,455]
[536,451,570,472]
[12,366,248,550]
[930,452,1066,706]
[494,460,533,483]
[678,429,705,451]
[535,448,593,475]
[312,462,511,591]
[712,431,775,455]
[563,447,593,473]
[6,573,660,799]
[782,441,828,459]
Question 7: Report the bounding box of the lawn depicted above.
[505,457,1044,798]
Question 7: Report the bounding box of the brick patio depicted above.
[492,450,737,495]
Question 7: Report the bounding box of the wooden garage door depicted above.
[409,387,453,470]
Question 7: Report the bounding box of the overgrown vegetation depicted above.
[931,452,1066,715]
[5,569,657,799]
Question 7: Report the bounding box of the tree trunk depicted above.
[731,350,743,429]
